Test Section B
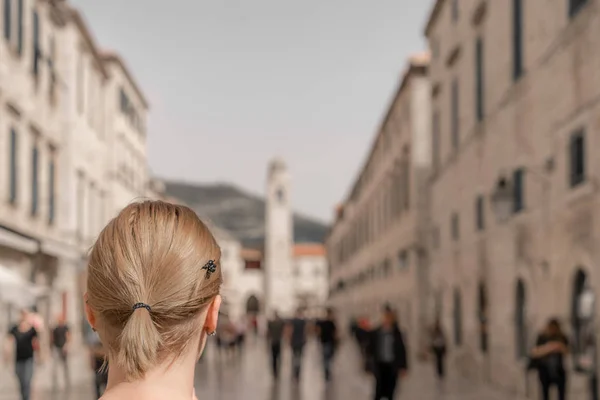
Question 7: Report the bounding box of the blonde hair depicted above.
[86,200,222,380]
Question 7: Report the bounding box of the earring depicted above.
[208,331,216,337]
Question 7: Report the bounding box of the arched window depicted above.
[453,288,463,346]
[515,279,527,359]
[478,283,488,353]
[571,269,589,357]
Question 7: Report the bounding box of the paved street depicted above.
[193,337,523,400]
[0,338,525,400]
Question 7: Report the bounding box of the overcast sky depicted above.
[71,0,431,222]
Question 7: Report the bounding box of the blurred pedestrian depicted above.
[236,316,247,353]
[3,309,38,400]
[367,305,408,400]
[287,308,308,381]
[530,318,569,400]
[430,321,447,382]
[357,316,372,372]
[316,308,338,381]
[267,311,285,379]
[87,329,108,399]
[51,314,71,390]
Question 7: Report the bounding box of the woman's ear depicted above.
[84,293,97,330]
[204,295,221,334]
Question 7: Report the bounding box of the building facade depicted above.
[101,51,149,215]
[425,0,599,397]
[326,54,431,357]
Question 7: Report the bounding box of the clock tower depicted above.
[264,158,295,316]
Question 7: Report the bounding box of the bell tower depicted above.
[264,158,294,316]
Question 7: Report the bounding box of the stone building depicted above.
[425,0,599,397]
[326,53,431,357]
[0,0,153,391]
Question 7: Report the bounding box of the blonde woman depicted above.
[84,201,222,400]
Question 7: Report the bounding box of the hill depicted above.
[163,181,329,248]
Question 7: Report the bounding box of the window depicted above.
[244,260,261,270]
[49,37,57,104]
[76,172,84,239]
[451,78,459,150]
[431,37,439,60]
[451,0,459,22]
[398,250,409,270]
[4,0,11,41]
[513,0,523,80]
[8,128,18,204]
[453,289,463,346]
[432,111,440,170]
[32,10,40,77]
[513,169,525,213]
[88,182,95,237]
[98,190,106,230]
[475,37,485,122]
[402,147,410,210]
[48,154,55,225]
[451,212,460,240]
[515,280,527,359]
[571,269,589,358]
[570,129,585,187]
[77,53,84,114]
[30,143,39,216]
[16,0,23,54]
[476,195,485,231]
[478,283,489,353]
[276,187,285,204]
[569,0,588,17]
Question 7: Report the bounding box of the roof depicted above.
[67,7,109,79]
[293,243,326,257]
[101,52,150,109]
[424,0,445,36]
[344,53,429,204]
[241,248,262,261]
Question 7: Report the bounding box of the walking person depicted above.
[530,318,569,400]
[51,315,71,390]
[367,305,408,400]
[87,330,108,399]
[316,308,338,382]
[3,309,38,400]
[430,321,447,382]
[267,311,285,379]
[287,308,308,381]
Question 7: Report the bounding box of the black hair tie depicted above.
[132,302,152,312]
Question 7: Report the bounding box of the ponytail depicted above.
[116,307,162,380]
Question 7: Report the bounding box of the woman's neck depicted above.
[103,353,197,400]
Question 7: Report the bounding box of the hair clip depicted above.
[202,260,217,279]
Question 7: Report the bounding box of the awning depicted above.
[0,265,47,308]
